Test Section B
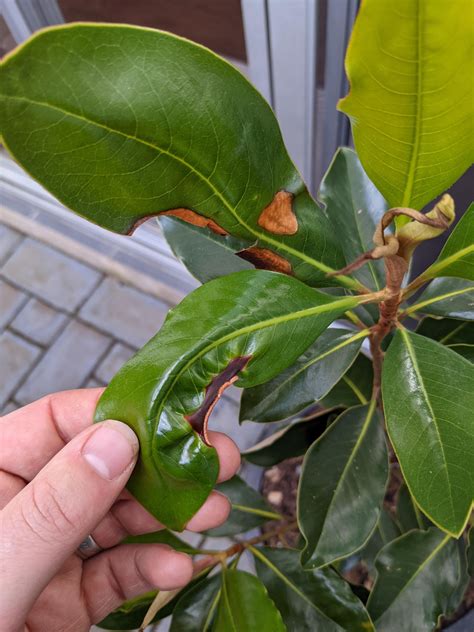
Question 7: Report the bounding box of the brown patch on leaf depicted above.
[257,191,298,235]
[237,247,293,275]
[185,356,251,444]
[161,209,228,236]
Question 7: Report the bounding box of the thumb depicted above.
[0,420,139,624]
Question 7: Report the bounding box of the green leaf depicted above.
[206,475,280,537]
[382,329,474,536]
[213,569,286,632]
[396,485,429,533]
[422,203,474,281]
[160,216,252,284]
[95,270,359,530]
[240,328,368,423]
[416,317,474,346]
[243,410,337,467]
[299,403,389,569]
[367,528,467,631]
[359,509,401,573]
[319,147,388,290]
[170,575,221,632]
[253,546,374,632]
[123,529,199,554]
[407,277,474,320]
[338,0,474,212]
[320,352,373,408]
[0,23,360,289]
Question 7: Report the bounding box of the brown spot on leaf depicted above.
[127,208,228,236]
[237,247,293,275]
[258,191,297,235]
[185,356,251,444]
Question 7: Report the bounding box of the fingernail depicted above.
[82,421,138,480]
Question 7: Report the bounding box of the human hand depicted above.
[0,388,240,632]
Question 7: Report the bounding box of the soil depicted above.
[261,455,473,628]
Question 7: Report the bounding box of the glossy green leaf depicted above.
[408,277,474,320]
[416,317,474,346]
[319,147,388,290]
[0,23,359,289]
[396,485,429,533]
[206,475,280,537]
[367,528,467,631]
[160,216,252,284]
[359,509,401,574]
[253,546,374,632]
[213,569,286,632]
[320,352,373,409]
[170,575,221,632]
[423,203,474,281]
[382,329,474,536]
[299,403,389,569]
[240,328,368,423]
[95,270,359,530]
[338,0,474,212]
[243,409,337,467]
[123,529,198,554]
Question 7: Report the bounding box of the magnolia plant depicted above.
[1,0,473,630]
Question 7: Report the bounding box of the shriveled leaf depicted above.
[338,1,474,212]
[243,409,338,467]
[160,216,252,283]
[319,147,388,290]
[382,329,474,536]
[396,485,429,533]
[0,24,361,289]
[423,203,474,281]
[320,352,373,408]
[299,403,389,569]
[408,277,474,320]
[95,270,359,530]
[367,529,468,631]
[240,328,368,423]
[123,529,199,554]
[170,575,221,632]
[206,475,279,537]
[253,546,374,632]
[213,569,285,632]
[416,317,474,346]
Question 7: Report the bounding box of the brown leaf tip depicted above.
[237,247,293,275]
[258,191,298,235]
[185,356,251,445]
[161,208,228,236]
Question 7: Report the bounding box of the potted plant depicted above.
[1,0,472,629]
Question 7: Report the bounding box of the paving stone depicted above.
[0,225,22,264]
[2,401,18,415]
[95,342,136,383]
[0,331,41,408]
[0,280,28,330]
[2,238,101,312]
[15,320,111,405]
[80,278,168,347]
[10,298,68,345]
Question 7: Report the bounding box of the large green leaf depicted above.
[0,23,361,289]
[320,352,373,408]
[95,270,359,530]
[253,546,374,632]
[319,147,388,290]
[367,528,467,631]
[240,328,368,423]
[382,329,474,536]
[160,216,252,284]
[213,569,285,632]
[206,475,280,537]
[422,203,474,281]
[170,575,221,632]
[408,277,474,320]
[396,485,429,533]
[299,403,389,569]
[416,317,474,346]
[243,409,338,467]
[338,0,474,212]
[358,509,401,574]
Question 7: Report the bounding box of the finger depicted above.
[1,388,104,480]
[0,471,25,508]
[207,431,241,482]
[0,419,138,624]
[81,544,193,624]
[186,491,231,531]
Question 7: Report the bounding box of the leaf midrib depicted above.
[3,93,358,286]
[406,285,474,316]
